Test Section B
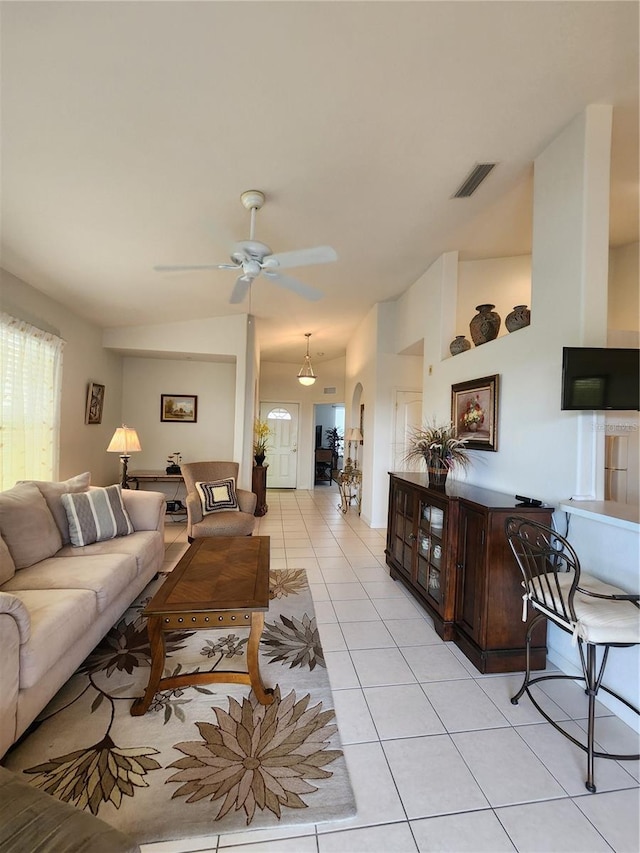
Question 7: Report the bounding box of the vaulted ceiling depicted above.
[1,2,638,364]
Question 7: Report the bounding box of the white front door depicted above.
[393,390,423,470]
[260,402,299,488]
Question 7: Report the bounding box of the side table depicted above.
[338,466,362,514]
[127,470,187,521]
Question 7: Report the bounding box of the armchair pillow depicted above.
[62,485,134,547]
[196,478,239,515]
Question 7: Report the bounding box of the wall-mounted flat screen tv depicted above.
[561,347,639,411]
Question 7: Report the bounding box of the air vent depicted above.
[453,163,497,198]
[323,386,337,395]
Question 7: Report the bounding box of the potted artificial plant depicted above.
[404,420,470,487]
[253,419,271,466]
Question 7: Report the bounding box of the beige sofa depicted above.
[0,474,165,759]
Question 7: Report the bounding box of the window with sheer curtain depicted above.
[1,312,65,490]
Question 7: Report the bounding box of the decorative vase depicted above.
[469,304,501,346]
[505,304,531,333]
[425,457,448,488]
[467,422,478,432]
[449,335,471,356]
[254,453,265,466]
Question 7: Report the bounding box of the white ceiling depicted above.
[1,1,638,365]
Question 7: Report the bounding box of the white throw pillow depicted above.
[196,478,240,515]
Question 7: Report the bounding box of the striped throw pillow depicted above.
[61,485,134,547]
[196,478,239,515]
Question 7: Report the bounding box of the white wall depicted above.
[122,357,236,469]
[345,308,379,524]
[608,242,639,334]
[1,269,123,485]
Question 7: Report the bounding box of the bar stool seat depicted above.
[505,516,640,793]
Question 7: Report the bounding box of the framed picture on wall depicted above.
[161,394,198,423]
[359,404,364,444]
[85,382,105,425]
[451,374,499,451]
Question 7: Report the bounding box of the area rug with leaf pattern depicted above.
[4,569,356,845]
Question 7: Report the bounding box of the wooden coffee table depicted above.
[131,536,274,716]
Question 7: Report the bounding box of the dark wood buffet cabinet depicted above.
[386,472,553,673]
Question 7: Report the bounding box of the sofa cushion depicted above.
[0,483,62,569]
[196,478,239,515]
[0,766,141,853]
[0,536,16,585]
[2,554,138,614]
[56,530,164,579]
[21,472,91,545]
[192,510,256,537]
[7,588,98,689]
[62,485,134,547]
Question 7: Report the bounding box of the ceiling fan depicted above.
[154,190,337,304]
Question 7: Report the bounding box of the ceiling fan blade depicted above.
[230,276,252,304]
[154,263,239,272]
[266,245,337,270]
[263,270,323,301]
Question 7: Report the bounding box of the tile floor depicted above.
[146,485,640,853]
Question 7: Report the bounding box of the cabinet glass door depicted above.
[416,498,446,608]
[390,485,416,578]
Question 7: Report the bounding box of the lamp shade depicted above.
[107,426,141,454]
[297,371,317,386]
[349,428,363,442]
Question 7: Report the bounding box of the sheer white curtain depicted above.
[1,312,65,490]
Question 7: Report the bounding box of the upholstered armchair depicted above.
[181,462,257,542]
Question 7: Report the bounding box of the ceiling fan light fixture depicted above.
[154,190,336,304]
[297,333,317,386]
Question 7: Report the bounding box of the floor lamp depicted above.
[107,425,141,488]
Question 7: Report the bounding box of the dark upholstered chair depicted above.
[314,448,334,484]
[181,461,257,542]
[505,516,639,793]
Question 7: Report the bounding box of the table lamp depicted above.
[107,425,141,488]
[345,428,363,470]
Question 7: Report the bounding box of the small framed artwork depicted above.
[85,382,105,425]
[161,394,198,423]
[451,374,499,451]
[359,404,364,444]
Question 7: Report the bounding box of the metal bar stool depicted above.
[505,515,640,793]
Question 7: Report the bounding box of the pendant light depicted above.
[297,333,317,386]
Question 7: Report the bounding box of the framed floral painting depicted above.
[451,374,499,451]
